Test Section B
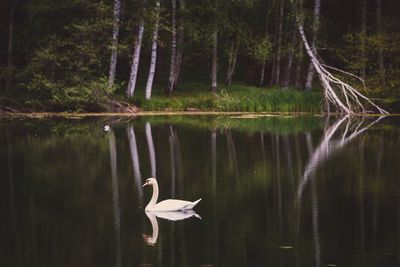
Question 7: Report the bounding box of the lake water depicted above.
[1,115,400,267]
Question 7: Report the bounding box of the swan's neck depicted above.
[145,182,159,211]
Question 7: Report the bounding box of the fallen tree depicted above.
[292,0,389,115]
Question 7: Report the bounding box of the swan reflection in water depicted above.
[143,210,201,246]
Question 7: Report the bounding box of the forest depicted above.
[0,0,399,113]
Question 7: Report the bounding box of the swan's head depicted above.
[143,178,157,187]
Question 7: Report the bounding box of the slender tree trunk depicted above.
[275,0,285,86]
[295,37,304,88]
[211,29,218,93]
[283,18,298,90]
[270,0,280,86]
[376,0,385,85]
[145,0,160,100]
[259,1,270,87]
[225,36,239,85]
[174,0,185,86]
[108,0,121,89]
[126,1,147,98]
[167,0,177,95]
[304,0,321,91]
[226,41,234,84]
[6,0,15,91]
[260,61,267,87]
[360,0,367,80]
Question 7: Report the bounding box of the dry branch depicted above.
[293,0,389,114]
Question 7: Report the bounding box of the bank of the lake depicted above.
[1,83,322,114]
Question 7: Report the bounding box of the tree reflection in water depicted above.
[1,115,398,267]
[296,115,384,267]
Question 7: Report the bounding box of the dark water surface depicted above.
[1,115,400,267]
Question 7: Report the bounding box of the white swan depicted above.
[142,178,201,212]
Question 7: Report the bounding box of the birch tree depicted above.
[211,29,218,93]
[126,0,147,98]
[294,37,304,88]
[304,0,321,91]
[166,0,177,95]
[292,0,388,114]
[108,0,121,89]
[145,0,160,100]
[225,33,240,85]
[283,15,298,89]
[175,0,185,86]
[274,0,285,86]
[259,1,270,87]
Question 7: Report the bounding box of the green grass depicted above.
[125,82,322,113]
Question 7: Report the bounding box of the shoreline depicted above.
[0,111,395,118]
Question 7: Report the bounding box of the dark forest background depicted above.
[0,0,399,111]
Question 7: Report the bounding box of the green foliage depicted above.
[2,0,400,112]
[14,0,114,110]
[27,76,114,110]
[337,28,400,110]
[246,36,272,63]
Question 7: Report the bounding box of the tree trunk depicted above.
[275,0,285,86]
[225,36,239,85]
[6,0,15,91]
[295,6,387,114]
[376,0,385,85]
[304,0,321,91]
[145,0,160,100]
[283,18,298,90]
[126,1,147,98]
[259,61,267,86]
[360,0,367,80]
[167,0,177,95]
[211,30,218,93]
[226,41,234,84]
[269,0,280,86]
[294,37,304,88]
[126,22,145,97]
[174,0,185,87]
[259,0,270,87]
[108,0,121,89]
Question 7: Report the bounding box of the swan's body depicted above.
[143,178,201,212]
